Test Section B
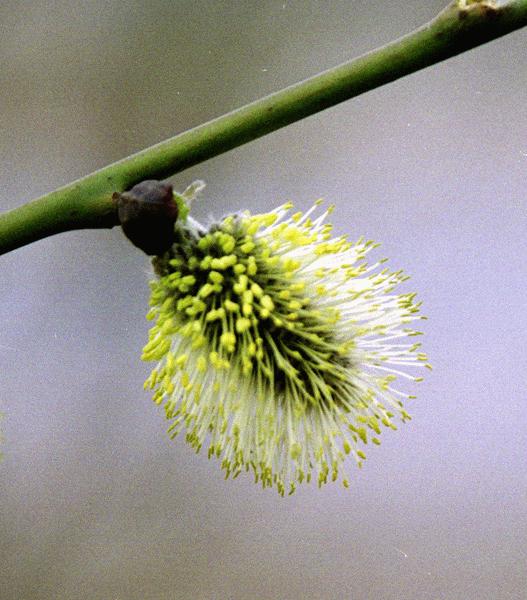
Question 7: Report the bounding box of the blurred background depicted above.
[1,1,526,599]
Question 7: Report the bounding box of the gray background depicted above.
[1,1,526,599]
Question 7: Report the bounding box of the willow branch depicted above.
[1,0,526,255]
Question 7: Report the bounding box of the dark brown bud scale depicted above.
[115,180,178,255]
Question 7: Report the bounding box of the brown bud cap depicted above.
[115,180,178,255]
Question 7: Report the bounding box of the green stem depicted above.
[1,0,526,255]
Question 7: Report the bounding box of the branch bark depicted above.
[1,0,526,255]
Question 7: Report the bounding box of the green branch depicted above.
[1,0,527,255]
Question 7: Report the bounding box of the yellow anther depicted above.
[250,283,263,298]
[246,257,257,276]
[205,308,226,322]
[240,240,255,253]
[208,271,224,284]
[246,221,259,235]
[210,351,221,368]
[175,354,188,369]
[220,234,236,253]
[224,299,239,312]
[260,295,274,311]
[162,375,174,395]
[236,317,251,333]
[199,283,215,298]
[191,334,206,350]
[211,254,237,270]
[180,275,196,287]
[263,212,279,225]
[233,274,248,295]
[197,236,212,250]
[161,318,177,335]
[220,331,236,352]
[282,258,300,271]
[288,300,302,311]
[242,357,253,375]
[176,295,194,311]
[200,256,212,270]
[289,281,305,292]
[221,215,235,232]
[165,352,175,372]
